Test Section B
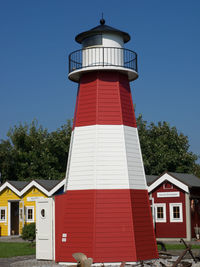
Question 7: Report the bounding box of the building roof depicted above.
[75,19,130,44]
[8,180,29,191]
[34,179,63,191]
[146,175,157,186]
[0,178,65,197]
[168,172,200,188]
[146,172,200,192]
[5,179,62,192]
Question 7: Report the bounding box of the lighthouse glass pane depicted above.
[82,35,102,48]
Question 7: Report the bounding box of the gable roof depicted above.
[147,172,200,193]
[146,172,200,188]
[8,181,29,191]
[0,179,65,197]
[168,172,200,188]
[147,172,189,193]
[34,179,63,191]
[146,175,157,186]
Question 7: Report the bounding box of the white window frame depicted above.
[154,203,166,223]
[170,203,183,222]
[26,206,34,222]
[0,207,7,223]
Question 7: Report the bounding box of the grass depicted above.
[158,243,200,250]
[0,242,35,258]
[0,242,199,258]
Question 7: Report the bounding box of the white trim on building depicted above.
[0,179,65,198]
[0,182,21,196]
[26,206,35,223]
[148,173,189,193]
[169,203,183,223]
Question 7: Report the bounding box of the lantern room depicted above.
[68,19,138,82]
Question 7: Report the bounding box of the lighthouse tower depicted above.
[55,19,158,263]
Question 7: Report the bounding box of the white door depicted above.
[36,198,54,260]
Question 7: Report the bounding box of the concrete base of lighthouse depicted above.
[55,189,158,263]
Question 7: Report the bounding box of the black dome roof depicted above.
[75,20,130,44]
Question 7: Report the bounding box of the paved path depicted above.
[0,256,69,267]
[0,236,29,243]
[0,255,35,267]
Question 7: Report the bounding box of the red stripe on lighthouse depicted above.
[55,189,158,263]
[73,71,137,128]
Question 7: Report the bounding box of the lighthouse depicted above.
[54,19,158,263]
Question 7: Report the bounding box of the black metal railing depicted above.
[69,47,138,74]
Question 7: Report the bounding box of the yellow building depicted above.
[0,179,65,236]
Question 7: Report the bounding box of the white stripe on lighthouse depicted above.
[65,125,147,191]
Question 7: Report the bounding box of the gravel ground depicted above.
[0,236,29,243]
[10,258,68,267]
[0,256,68,267]
[1,253,200,267]
[0,256,199,267]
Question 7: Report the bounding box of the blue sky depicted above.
[0,0,199,162]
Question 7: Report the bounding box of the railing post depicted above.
[123,48,125,68]
[135,53,138,73]
[103,47,104,67]
[69,54,71,73]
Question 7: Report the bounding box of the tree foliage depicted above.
[0,120,72,183]
[0,116,199,183]
[137,114,199,176]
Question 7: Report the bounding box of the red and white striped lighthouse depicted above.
[55,19,158,264]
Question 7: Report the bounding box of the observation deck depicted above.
[68,47,138,82]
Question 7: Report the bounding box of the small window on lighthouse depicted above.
[82,34,102,48]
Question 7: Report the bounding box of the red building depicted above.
[147,172,200,241]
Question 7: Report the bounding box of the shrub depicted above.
[21,223,36,241]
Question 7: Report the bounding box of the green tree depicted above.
[0,116,199,182]
[137,114,199,176]
[0,120,72,183]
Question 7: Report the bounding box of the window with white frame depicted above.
[0,207,7,222]
[155,203,166,222]
[26,206,34,222]
[170,203,183,222]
